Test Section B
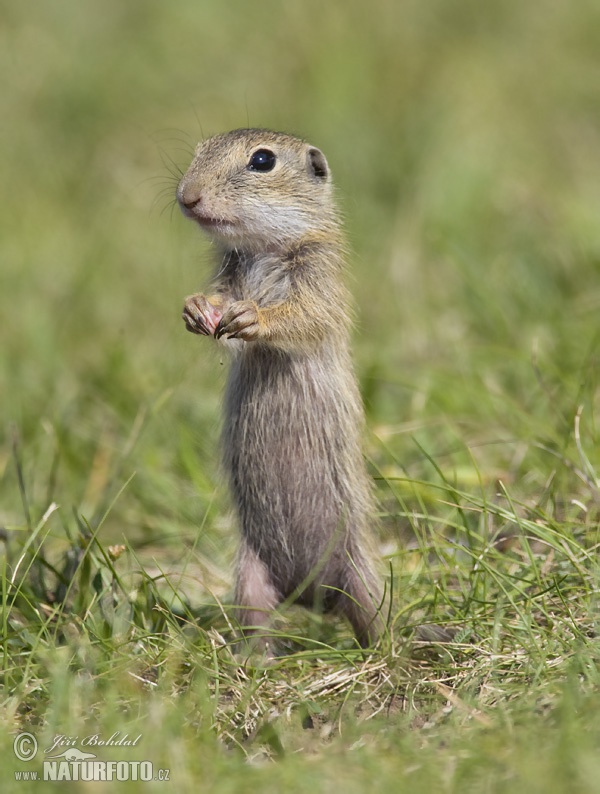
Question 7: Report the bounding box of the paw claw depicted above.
[182,294,223,336]
[216,301,262,342]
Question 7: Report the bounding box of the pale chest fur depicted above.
[230,252,292,307]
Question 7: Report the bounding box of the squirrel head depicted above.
[177,128,336,252]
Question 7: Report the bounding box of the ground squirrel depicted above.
[177,128,384,648]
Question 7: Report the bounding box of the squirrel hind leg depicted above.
[334,561,385,648]
[234,539,280,652]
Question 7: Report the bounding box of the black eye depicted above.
[247,149,276,172]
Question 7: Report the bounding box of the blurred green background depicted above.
[1,0,600,584]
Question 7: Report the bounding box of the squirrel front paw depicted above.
[182,294,223,336]
[215,300,263,341]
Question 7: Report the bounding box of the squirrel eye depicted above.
[247,149,276,172]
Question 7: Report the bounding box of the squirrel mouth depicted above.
[190,212,234,231]
[195,215,228,228]
[177,199,232,230]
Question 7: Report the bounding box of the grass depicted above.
[2,0,600,791]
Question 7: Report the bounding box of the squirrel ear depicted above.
[307,147,329,180]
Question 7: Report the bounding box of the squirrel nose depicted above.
[181,196,201,210]
[177,183,203,212]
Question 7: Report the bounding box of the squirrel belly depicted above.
[223,340,371,597]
